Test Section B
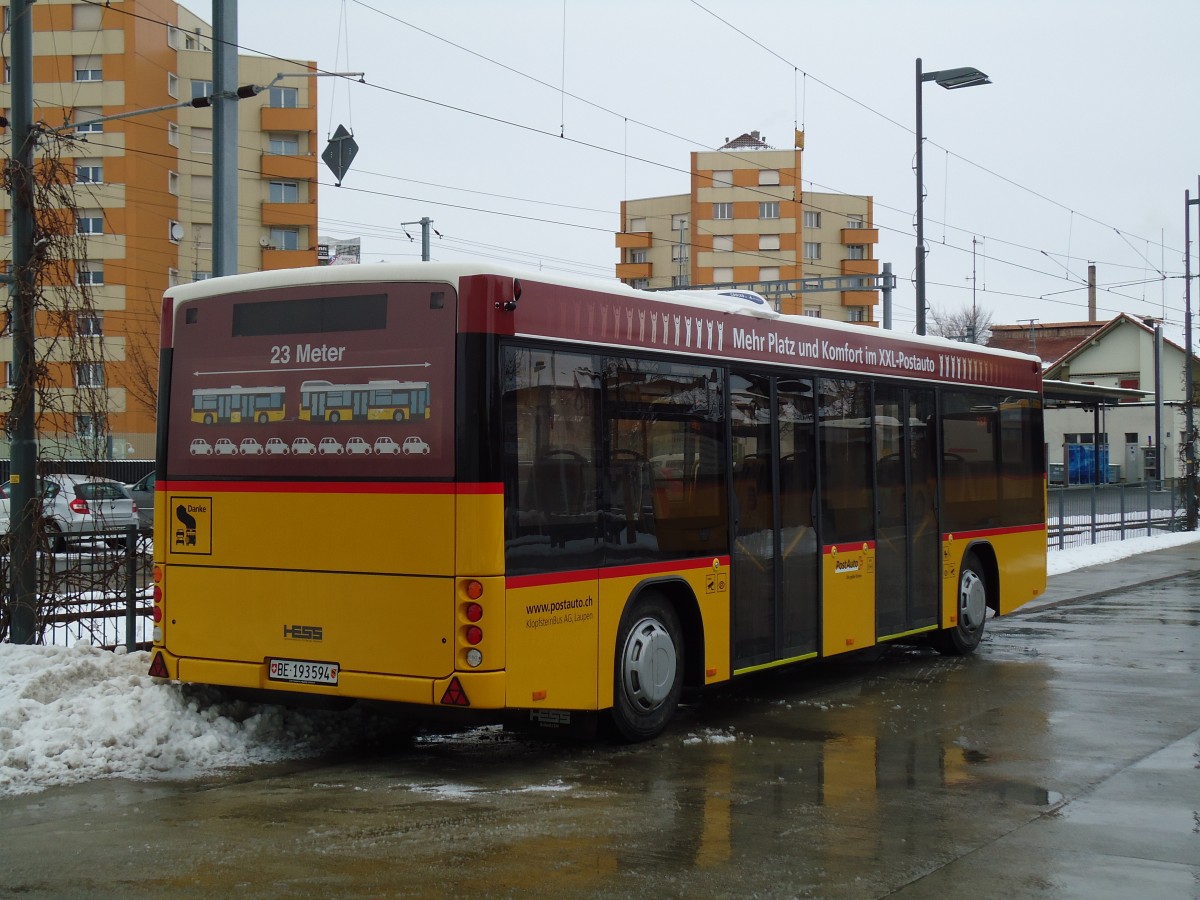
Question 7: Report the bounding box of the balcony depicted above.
[261,106,313,133]
[261,154,314,180]
[616,232,653,249]
[841,258,880,277]
[261,201,316,228]
[261,248,317,270]
[841,290,878,307]
[616,262,652,280]
[841,227,879,244]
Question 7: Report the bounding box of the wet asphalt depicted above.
[1,543,1198,898]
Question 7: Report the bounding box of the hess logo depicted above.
[283,624,323,641]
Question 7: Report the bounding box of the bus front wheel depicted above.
[611,592,683,742]
[934,551,988,656]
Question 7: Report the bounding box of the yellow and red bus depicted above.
[191,384,287,425]
[297,378,431,423]
[148,264,1046,741]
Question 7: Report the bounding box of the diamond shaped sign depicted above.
[321,124,359,185]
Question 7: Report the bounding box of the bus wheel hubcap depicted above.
[621,617,677,711]
[960,571,986,629]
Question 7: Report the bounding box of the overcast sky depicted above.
[220,1,1200,337]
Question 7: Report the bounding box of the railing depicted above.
[1047,479,1185,550]
[0,526,153,648]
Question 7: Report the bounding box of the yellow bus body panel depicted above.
[163,488,455,575]
[505,573,600,711]
[821,543,877,656]
[456,491,505,574]
[941,526,1048,624]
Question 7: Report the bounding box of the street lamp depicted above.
[915,59,991,336]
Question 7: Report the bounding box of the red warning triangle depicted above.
[147,652,169,678]
[440,677,470,707]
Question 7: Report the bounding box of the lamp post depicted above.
[915,59,991,336]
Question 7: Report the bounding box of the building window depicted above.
[671,275,689,287]
[75,107,103,133]
[75,160,103,184]
[168,268,181,287]
[759,169,780,186]
[671,213,688,232]
[803,242,821,260]
[713,267,734,283]
[77,314,104,335]
[759,266,780,281]
[713,202,733,220]
[167,73,179,98]
[168,220,182,243]
[76,364,105,388]
[847,308,866,323]
[847,216,865,229]
[848,245,866,260]
[191,79,213,101]
[267,133,299,155]
[269,227,299,250]
[168,171,180,195]
[167,25,182,49]
[269,181,300,203]
[759,234,781,251]
[759,201,780,220]
[671,244,689,263]
[167,122,179,146]
[631,278,649,289]
[74,55,102,81]
[268,86,298,108]
[803,210,822,229]
[77,264,104,287]
[712,169,733,186]
[629,217,647,232]
[193,271,212,281]
[713,235,734,253]
[73,4,103,29]
[76,414,106,438]
[804,308,822,318]
[630,249,647,264]
[77,210,104,235]
[191,175,212,201]
[192,126,213,154]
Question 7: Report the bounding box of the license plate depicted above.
[267,658,339,686]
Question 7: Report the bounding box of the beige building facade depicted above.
[617,131,880,323]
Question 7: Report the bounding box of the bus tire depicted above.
[611,591,683,742]
[203,413,214,425]
[329,411,341,423]
[257,413,269,424]
[934,551,987,656]
[393,410,406,422]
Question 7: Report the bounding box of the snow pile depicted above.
[0,644,380,796]
[1,531,1198,797]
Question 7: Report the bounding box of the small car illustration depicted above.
[239,437,264,455]
[214,438,238,456]
[264,437,290,455]
[189,438,213,456]
[345,437,372,455]
[291,437,316,455]
[318,437,344,455]
[373,436,402,455]
[402,436,430,455]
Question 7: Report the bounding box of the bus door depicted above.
[874,385,939,638]
[730,373,818,669]
[217,393,234,422]
[353,390,370,418]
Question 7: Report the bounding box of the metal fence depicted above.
[1047,479,1185,551]
[0,526,153,648]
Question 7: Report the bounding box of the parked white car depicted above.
[0,474,139,552]
[402,436,431,455]
[318,437,344,455]
[345,437,372,455]
[264,437,290,455]
[189,439,213,456]
[373,436,402,455]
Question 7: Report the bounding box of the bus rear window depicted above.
[231,294,387,336]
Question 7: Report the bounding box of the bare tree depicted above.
[928,304,994,344]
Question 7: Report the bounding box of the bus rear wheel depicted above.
[611,592,683,742]
[934,551,988,656]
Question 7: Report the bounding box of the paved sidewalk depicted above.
[1031,539,1200,611]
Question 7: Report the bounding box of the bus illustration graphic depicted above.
[298,379,431,423]
[192,385,286,425]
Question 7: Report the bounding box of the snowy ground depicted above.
[3,531,1199,797]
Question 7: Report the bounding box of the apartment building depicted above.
[617,130,880,323]
[0,0,318,460]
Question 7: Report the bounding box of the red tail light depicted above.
[465,625,483,645]
[69,497,90,515]
[131,501,139,515]
[465,602,483,622]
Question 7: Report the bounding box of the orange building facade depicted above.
[0,0,318,459]
[617,131,879,324]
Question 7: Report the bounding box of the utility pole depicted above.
[1185,187,1198,530]
[8,0,37,644]
[212,0,238,276]
[402,218,435,261]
